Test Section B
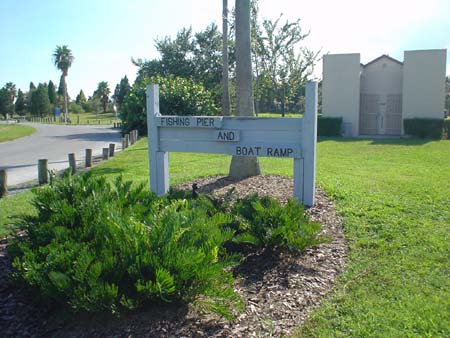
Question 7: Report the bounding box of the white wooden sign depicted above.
[147,81,318,206]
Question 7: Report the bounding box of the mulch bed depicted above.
[0,175,346,338]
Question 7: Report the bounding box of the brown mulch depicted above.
[0,175,346,338]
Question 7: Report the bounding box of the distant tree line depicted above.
[0,76,132,119]
[0,81,57,118]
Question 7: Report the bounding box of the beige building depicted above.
[322,49,447,136]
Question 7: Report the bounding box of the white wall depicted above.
[322,54,361,136]
[402,49,447,119]
[360,57,403,96]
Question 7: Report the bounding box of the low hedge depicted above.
[318,116,342,137]
[444,119,450,139]
[403,118,444,139]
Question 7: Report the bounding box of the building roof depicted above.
[363,54,403,67]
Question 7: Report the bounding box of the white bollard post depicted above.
[0,169,7,198]
[109,143,115,157]
[68,153,77,174]
[85,149,93,167]
[102,148,109,160]
[38,159,48,185]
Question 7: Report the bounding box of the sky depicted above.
[0,0,449,98]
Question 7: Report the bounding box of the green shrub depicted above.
[10,173,322,317]
[68,102,85,114]
[231,194,323,252]
[403,118,444,139]
[120,75,220,135]
[10,173,240,317]
[318,116,342,137]
[444,119,450,139]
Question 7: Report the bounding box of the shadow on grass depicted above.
[90,167,125,176]
[121,147,147,153]
[318,136,434,146]
[51,132,121,143]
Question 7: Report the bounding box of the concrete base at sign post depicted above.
[229,156,260,179]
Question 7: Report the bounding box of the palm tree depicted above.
[94,81,110,114]
[222,0,231,116]
[53,45,74,123]
[228,0,260,178]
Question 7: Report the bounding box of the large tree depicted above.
[27,82,36,110]
[75,90,87,106]
[0,83,16,118]
[256,15,319,116]
[113,76,131,106]
[226,0,318,115]
[192,24,223,99]
[133,24,224,105]
[94,81,110,114]
[0,89,10,119]
[15,89,26,115]
[30,83,51,116]
[5,82,17,102]
[53,45,74,122]
[228,0,261,178]
[47,80,58,105]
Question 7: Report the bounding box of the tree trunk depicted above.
[222,0,231,116]
[63,75,68,123]
[229,0,260,179]
[254,60,260,116]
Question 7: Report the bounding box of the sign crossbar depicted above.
[146,81,318,206]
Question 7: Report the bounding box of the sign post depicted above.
[146,84,169,196]
[147,81,318,206]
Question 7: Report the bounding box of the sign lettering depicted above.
[215,130,240,142]
[159,117,190,127]
[266,147,294,157]
[234,146,299,158]
[157,116,223,129]
[235,146,261,156]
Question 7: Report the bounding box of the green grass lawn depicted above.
[0,192,35,237]
[24,111,119,125]
[66,111,119,124]
[0,124,36,143]
[0,137,449,336]
[296,138,450,337]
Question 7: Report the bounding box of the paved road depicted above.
[0,123,122,187]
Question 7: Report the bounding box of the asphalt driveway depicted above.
[0,123,122,186]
